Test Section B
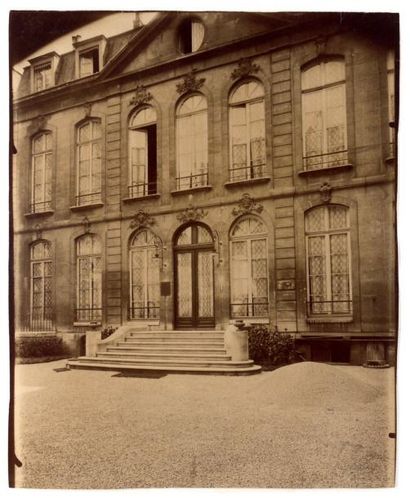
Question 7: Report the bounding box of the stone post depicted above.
[224,324,249,361]
[85,330,101,357]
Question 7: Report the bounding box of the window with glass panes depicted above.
[76,234,102,322]
[229,80,266,181]
[30,241,54,330]
[33,63,52,92]
[305,205,352,316]
[302,59,348,170]
[31,132,52,213]
[129,229,161,319]
[79,48,99,77]
[230,217,269,317]
[76,120,102,205]
[176,95,208,190]
[128,107,157,198]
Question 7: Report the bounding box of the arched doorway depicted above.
[173,222,215,329]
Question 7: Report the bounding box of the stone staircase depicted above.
[67,328,262,375]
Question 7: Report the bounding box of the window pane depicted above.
[131,107,157,127]
[324,61,345,85]
[197,252,214,317]
[79,123,90,143]
[177,253,192,317]
[191,21,205,52]
[177,226,192,245]
[302,64,322,90]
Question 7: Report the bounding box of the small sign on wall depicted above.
[160,281,171,296]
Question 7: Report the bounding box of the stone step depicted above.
[99,351,231,361]
[67,359,262,376]
[123,339,225,347]
[73,356,255,369]
[114,344,226,353]
[126,333,224,341]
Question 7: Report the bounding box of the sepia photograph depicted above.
[8,4,400,491]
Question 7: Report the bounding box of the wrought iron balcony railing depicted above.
[75,307,102,322]
[129,303,160,320]
[128,181,157,198]
[229,162,266,182]
[176,172,208,190]
[307,299,352,315]
[230,298,269,318]
[29,200,52,213]
[18,312,55,332]
[303,150,348,171]
[75,192,102,206]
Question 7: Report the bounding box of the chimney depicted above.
[72,35,81,45]
[133,13,143,29]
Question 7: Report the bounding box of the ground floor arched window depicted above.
[229,216,269,317]
[129,229,161,319]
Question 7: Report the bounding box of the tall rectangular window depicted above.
[176,95,208,190]
[76,120,102,206]
[30,241,54,331]
[302,59,348,170]
[31,132,52,213]
[76,234,102,322]
[229,80,266,181]
[79,48,99,77]
[305,205,352,316]
[387,50,395,157]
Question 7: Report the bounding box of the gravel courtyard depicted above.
[13,360,395,489]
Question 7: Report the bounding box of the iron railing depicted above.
[230,298,269,318]
[30,200,52,213]
[307,300,352,315]
[75,307,102,322]
[176,172,208,190]
[229,163,266,182]
[303,150,348,171]
[18,312,55,332]
[129,303,160,320]
[75,192,102,206]
[128,181,157,198]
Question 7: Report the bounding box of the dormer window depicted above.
[73,35,106,79]
[28,52,60,93]
[79,48,100,77]
[33,63,52,92]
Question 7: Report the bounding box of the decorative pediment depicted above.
[129,84,153,108]
[319,182,332,203]
[232,193,263,217]
[129,209,155,229]
[230,58,260,80]
[177,204,207,223]
[176,69,206,94]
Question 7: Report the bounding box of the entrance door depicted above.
[174,223,215,329]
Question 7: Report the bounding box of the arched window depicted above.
[76,234,102,322]
[229,217,268,317]
[129,229,161,319]
[128,106,157,198]
[76,119,102,206]
[176,94,208,190]
[30,240,54,330]
[229,80,266,181]
[301,58,347,170]
[31,132,52,213]
[305,205,352,315]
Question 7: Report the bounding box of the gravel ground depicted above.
[13,361,395,489]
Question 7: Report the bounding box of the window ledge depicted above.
[123,194,160,203]
[171,185,213,196]
[298,163,353,177]
[224,176,271,188]
[70,202,104,212]
[306,316,353,324]
[73,321,101,327]
[24,210,54,218]
[229,318,269,325]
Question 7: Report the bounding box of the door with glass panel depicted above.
[129,229,161,320]
[230,217,269,318]
[174,223,215,329]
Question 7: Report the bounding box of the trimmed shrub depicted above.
[248,325,297,367]
[15,335,70,359]
[101,326,118,340]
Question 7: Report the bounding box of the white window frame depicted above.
[76,235,102,323]
[229,217,269,318]
[129,230,161,320]
[301,59,348,170]
[176,94,208,190]
[76,119,102,206]
[305,206,353,316]
[128,107,157,198]
[31,132,52,213]
[30,241,54,330]
[229,80,266,181]
[29,52,60,93]
[73,36,106,79]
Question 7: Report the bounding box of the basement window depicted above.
[178,18,205,54]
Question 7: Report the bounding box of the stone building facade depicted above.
[12,12,398,364]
